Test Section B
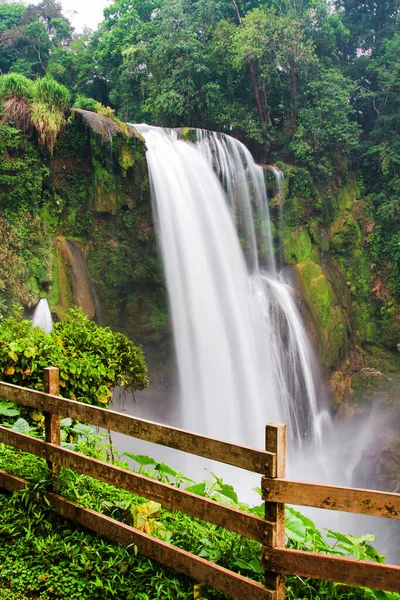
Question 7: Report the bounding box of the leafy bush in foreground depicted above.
[0,434,398,600]
[0,308,148,407]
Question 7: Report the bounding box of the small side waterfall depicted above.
[31,298,53,334]
[265,165,285,268]
[135,124,325,450]
[66,241,99,321]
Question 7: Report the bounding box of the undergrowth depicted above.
[0,416,398,600]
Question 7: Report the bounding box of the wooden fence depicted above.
[0,367,399,599]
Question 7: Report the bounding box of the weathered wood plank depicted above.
[261,478,400,519]
[0,426,270,543]
[43,368,60,481]
[56,499,274,600]
[262,547,400,593]
[0,382,275,475]
[0,470,274,600]
[0,470,26,493]
[264,424,286,599]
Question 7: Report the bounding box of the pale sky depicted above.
[29,0,111,32]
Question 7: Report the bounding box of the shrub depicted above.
[0,73,33,101]
[0,308,148,406]
[32,75,70,111]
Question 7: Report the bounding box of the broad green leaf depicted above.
[184,482,207,496]
[285,506,307,543]
[0,401,20,417]
[233,558,264,574]
[71,423,94,438]
[216,482,238,503]
[11,418,31,434]
[123,452,157,467]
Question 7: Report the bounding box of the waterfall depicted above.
[66,240,100,321]
[135,124,325,450]
[31,298,53,334]
[128,125,396,561]
[266,165,285,268]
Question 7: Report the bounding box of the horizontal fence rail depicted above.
[262,547,400,593]
[0,471,272,600]
[0,425,269,543]
[0,371,399,599]
[0,381,275,476]
[261,478,400,519]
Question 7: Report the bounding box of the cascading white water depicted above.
[135,124,324,450]
[266,165,286,268]
[31,298,53,334]
[196,130,325,448]
[135,124,279,448]
[127,124,397,561]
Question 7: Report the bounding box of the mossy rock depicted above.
[351,370,389,403]
[381,311,400,350]
[119,143,135,175]
[338,248,380,344]
[295,260,330,328]
[324,305,349,368]
[284,226,320,264]
[328,182,362,255]
[181,127,197,142]
[308,220,329,252]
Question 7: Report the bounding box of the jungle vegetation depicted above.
[0,2,399,598]
[0,0,398,340]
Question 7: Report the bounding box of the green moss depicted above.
[324,306,348,368]
[381,311,400,349]
[338,249,380,344]
[284,226,313,264]
[308,220,329,252]
[311,275,331,328]
[296,260,331,328]
[181,127,197,142]
[92,159,121,213]
[329,182,362,255]
[119,143,134,175]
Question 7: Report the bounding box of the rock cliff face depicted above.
[0,109,168,347]
[265,165,400,492]
[1,115,398,417]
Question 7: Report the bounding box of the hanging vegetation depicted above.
[0,73,70,153]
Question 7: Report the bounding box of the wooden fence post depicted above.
[263,423,286,599]
[43,367,60,485]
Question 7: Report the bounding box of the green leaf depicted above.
[217,482,238,503]
[61,442,78,450]
[123,453,157,467]
[184,482,207,496]
[11,418,31,434]
[234,558,264,574]
[72,423,94,437]
[0,401,20,417]
[285,507,307,543]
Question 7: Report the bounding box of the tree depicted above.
[233,5,317,131]
[292,67,360,178]
[335,0,400,56]
[0,0,72,77]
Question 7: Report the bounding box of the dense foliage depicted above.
[0,434,397,600]
[0,308,148,406]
